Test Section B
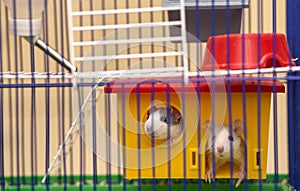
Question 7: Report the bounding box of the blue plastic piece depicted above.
[287,0,300,190]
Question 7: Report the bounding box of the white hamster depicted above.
[144,106,182,144]
[203,119,245,187]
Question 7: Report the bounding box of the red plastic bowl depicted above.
[201,33,295,70]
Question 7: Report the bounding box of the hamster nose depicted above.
[217,146,224,153]
[146,126,153,132]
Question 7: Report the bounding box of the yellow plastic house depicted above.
[105,78,285,180]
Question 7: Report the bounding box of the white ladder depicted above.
[42,0,188,183]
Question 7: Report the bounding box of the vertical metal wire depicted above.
[288,1,300,188]
[11,0,20,188]
[150,84,157,191]
[261,1,264,33]
[121,1,132,184]
[137,0,143,70]
[101,0,107,71]
[24,0,37,189]
[0,81,3,190]
[92,88,97,191]
[114,0,119,71]
[14,38,20,190]
[116,69,122,177]
[256,1,263,190]
[90,0,96,71]
[179,0,188,177]
[178,2,188,191]
[135,0,143,191]
[121,84,127,191]
[161,3,167,69]
[79,1,87,185]
[287,74,295,188]
[99,1,110,186]
[149,0,156,188]
[59,0,67,189]
[210,1,217,191]
[77,87,83,191]
[286,0,298,188]
[125,1,130,70]
[248,0,251,33]
[136,2,144,188]
[0,0,4,188]
[53,0,62,182]
[136,84,141,191]
[272,1,279,190]
[179,0,188,83]
[194,0,202,190]
[106,85,112,191]
[26,0,38,188]
[196,87,202,191]
[43,0,51,188]
[241,0,248,190]
[64,1,74,183]
[149,0,155,70]
[78,0,86,184]
[113,0,122,182]
[166,84,171,191]
[32,4,38,185]
[181,75,187,191]
[225,0,234,189]
[5,5,14,185]
[18,37,26,185]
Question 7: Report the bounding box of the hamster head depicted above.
[144,107,182,140]
[203,119,244,158]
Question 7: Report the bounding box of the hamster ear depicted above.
[146,110,150,119]
[233,119,244,136]
[175,114,181,123]
[172,108,181,123]
[175,116,181,123]
[170,106,179,113]
[202,120,211,130]
[150,106,158,112]
[171,107,181,115]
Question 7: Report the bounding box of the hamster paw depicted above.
[166,137,176,146]
[235,170,245,187]
[205,170,214,184]
[171,138,177,145]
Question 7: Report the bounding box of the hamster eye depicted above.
[212,135,216,140]
[160,116,167,123]
[228,135,234,141]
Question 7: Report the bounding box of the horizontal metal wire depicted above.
[73,51,183,61]
[0,72,74,79]
[71,6,181,16]
[188,65,300,77]
[71,21,181,31]
[72,36,183,47]
[1,66,300,80]
[3,76,300,89]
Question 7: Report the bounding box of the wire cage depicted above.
[0,0,300,191]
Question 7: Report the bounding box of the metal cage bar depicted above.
[287,0,300,190]
[0,0,299,190]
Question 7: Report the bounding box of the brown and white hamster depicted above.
[144,106,182,144]
[203,119,245,187]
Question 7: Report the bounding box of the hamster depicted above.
[203,119,245,187]
[144,106,182,144]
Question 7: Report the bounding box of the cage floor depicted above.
[2,174,290,191]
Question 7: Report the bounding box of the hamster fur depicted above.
[144,107,182,143]
[203,119,245,187]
